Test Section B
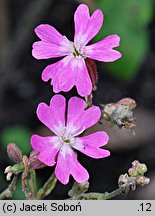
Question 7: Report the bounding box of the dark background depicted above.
[0,0,155,199]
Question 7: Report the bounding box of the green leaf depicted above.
[1,125,32,155]
[93,0,153,81]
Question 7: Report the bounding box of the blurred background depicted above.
[0,0,155,199]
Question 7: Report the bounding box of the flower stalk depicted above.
[68,161,150,200]
[36,173,57,200]
[22,155,32,199]
[29,168,37,199]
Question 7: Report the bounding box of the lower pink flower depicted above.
[31,95,110,184]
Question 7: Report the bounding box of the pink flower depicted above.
[31,95,110,184]
[32,4,122,97]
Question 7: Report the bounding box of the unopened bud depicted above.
[129,161,148,176]
[128,168,138,177]
[29,150,46,169]
[101,98,136,129]
[118,98,137,110]
[7,143,22,163]
[78,181,90,192]
[132,160,139,167]
[85,58,98,87]
[68,181,89,198]
[138,164,147,175]
[136,175,150,186]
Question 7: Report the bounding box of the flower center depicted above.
[63,138,71,143]
[72,44,85,58]
[60,135,75,147]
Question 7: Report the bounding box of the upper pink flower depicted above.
[31,95,110,184]
[32,4,122,97]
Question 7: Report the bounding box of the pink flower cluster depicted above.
[31,4,122,184]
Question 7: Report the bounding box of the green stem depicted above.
[37,173,57,199]
[0,175,18,200]
[103,188,123,200]
[29,168,37,198]
[81,188,123,200]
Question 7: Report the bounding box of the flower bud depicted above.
[129,161,148,176]
[118,98,137,110]
[128,168,138,177]
[29,150,46,169]
[7,143,22,163]
[4,164,24,181]
[78,181,90,193]
[132,160,139,168]
[101,98,136,129]
[138,164,147,175]
[136,175,150,186]
[85,58,98,87]
[68,181,89,198]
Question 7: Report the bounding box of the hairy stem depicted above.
[22,156,32,200]
[37,173,57,199]
[81,188,123,200]
[29,168,37,198]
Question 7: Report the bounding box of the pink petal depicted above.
[32,42,66,59]
[74,4,103,46]
[74,57,92,96]
[42,56,76,93]
[31,135,62,166]
[42,56,92,97]
[84,35,122,62]
[66,97,101,136]
[37,95,66,135]
[79,106,101,130]
[32,24,71,59]
[41,57,68,82]
[66,96,86,135]
[53,57,92,96]
[52,56,77,93]
[73,132,110,159]
[35,24,67,44]
[67,97,85,125]
[55,144,89,184]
